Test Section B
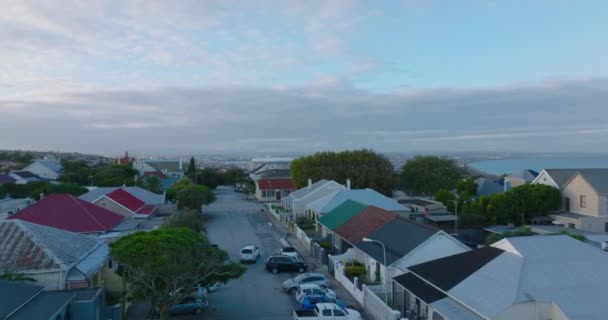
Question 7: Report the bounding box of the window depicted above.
[605,223,608,233]
[322,309,332,316]
[563,197,570,211]
[580,195,587,208]
[568,223,575,229]
[334,309,346,316]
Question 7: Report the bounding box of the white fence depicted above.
[363,285,401,320]
[333,262,365,304]
[295,225,312,248]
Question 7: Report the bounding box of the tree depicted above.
[176,185,215,211]
[110,228,246,320]
[166,177,194,201]
[196,168,222,189]
[186,157,197,181]
[162,209,203,233]
[456,177,477,202]
[4,181,86,200]
[140,176,162,194]
[434,189,457,212]
[290,149,394,195]
[58,160,94,185]
[400,155,466,196]
[93,165,138,187]
[224,168,246,186]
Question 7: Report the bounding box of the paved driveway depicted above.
[199,186,299,319]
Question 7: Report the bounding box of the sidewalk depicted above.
[261,208,369,319]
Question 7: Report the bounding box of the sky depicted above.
[1,0,607,155]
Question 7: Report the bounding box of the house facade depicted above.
[255,178,296,202]
[282,179,346,219]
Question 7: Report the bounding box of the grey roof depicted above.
[79,186,164,204]
[0,280,43,319]
[398,199,436,206]
[475,177,504,196]
[71,245,109,279]
[7,291,75,320]
[0,220,105,272]
[144,160,182,172]
[424,214,457,222]
[354,217,438,265]
[507,169,539,181]
[110,218,143,231]
[575,168,608,193]
[289,179,333,199]
[33,160,62,173]
[10,171,39,179]
[550,211,588,220]
[307,189,406,214]
[542,169,579,188]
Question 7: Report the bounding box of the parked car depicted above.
[265,255,308,274]
[296,284,337,301]
[298,294,347,310]
[240,244,260,263]
[293,303,361,320]
[168,296,209,316]
[280,246,299,258]
[282,273,330,294]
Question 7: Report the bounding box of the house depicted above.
[532,168,579,189]
[8,194,124,234]
[0,173,16,185]
[504,169,539,191]
[0,220,110,290]
[8,170,43,184]
[80,186,164,218]
[282,179,345,219]
[133,158,184,178]
[397,198,448,223]
[306,188,408,220]
[474,177,504,196]
[548,169,608,232]
[392,235,608,320]
[22,156,62,180]
[113,151,134,165]
[0,198,33,219]
[0,280,115,320]
[256,177,296,202]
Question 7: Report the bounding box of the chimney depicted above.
[346,178,351,190]
[308,178,312,190]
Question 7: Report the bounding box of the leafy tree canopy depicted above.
[186,157,197,181]
[400,155,467,196]
[290,149,394,195]
[456,177,478,201]
[3,181,87,200]
[434,189,457,212]
[139,176,162,194]
[111,228,245,320]
[166,177,194,201]
[176,185,216,211]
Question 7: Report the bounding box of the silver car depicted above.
[282,272,330,294]
[295,283,337,301]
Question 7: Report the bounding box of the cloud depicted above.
[1,78,607,154]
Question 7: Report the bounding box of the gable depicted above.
[94,197,132,217]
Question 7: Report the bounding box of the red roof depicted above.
[105,188,146,212]
[136,205,156,215]
[258,178,296,190]
[8,194,124,233]
[333,206,397,244]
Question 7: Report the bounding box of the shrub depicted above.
[162,209,203,233]
[344,266,366,277]
[318,241,331,251]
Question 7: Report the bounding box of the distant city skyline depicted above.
[1,1,607,153]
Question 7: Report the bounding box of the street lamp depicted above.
[451,200,458,236]
[362,237,388,304]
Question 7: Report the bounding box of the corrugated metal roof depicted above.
[7,291,76,320]
[79,187,164,205]
[289,179,330,199]
[306,189,406,214]
[317,200,367,230]
[0,280,43,319]
[106,189,146,212]
[333,205,397,244]
[0,220,105,272]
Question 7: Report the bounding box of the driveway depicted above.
[200,186,299,319]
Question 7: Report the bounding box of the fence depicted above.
[363,285,401,320]
[295,225,312,248]
[333,262,365,304]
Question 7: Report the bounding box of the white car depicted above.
[280,246,299,259]
[295,284,337,301]
[240,244,260,263]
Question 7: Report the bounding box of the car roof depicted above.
[299,283,325,289]
[300,272,325,277]
[241,244,257,249]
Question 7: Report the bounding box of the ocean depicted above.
[469,155,608,175]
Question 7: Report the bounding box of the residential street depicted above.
[200,186,300,319]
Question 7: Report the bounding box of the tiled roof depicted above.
[258,178,295,190]
[0,174,16,185]
[105,188,146,212]
[333,206,397,244]
[0,220,104,272]
[8,194,124,233]
[355,217,437,265]
[318,200,368,230]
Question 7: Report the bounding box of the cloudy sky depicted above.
[1,0,607,155]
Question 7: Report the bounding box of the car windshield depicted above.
[241,249,252,254]
[282,247,296,252]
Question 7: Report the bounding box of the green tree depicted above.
[162,209,203,233]
[58,160,94,185]
[0,270,36,282]
[140,176,162,194]
[224,168,246,186]
[176,185,215,211]
[186,157,197,181]
[166,177,194,201]
[434,189,457,212]
[0,185,7,199]
[400,155,466,196]
[196,168,223,189]
[290,149,394,195]
[110,228,245,320]
[456,177,478,201]
[4,181,86,200]
[93,165,138,187]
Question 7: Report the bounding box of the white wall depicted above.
[533,171,559,188]
[562,175,600,216]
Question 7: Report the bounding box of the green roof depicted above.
[318,200,367,230]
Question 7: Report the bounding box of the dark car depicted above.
[168,296,208,315]
[298,294,347,310]
[265,255,308,274]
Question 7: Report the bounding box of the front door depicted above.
[275,191,281,201]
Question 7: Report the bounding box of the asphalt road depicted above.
[200,186,300,319]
